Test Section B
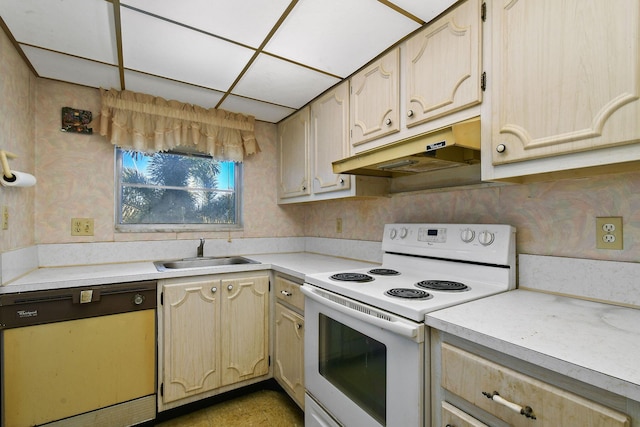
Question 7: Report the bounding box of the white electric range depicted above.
[302,223,516,427]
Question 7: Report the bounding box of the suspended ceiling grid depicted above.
[0,0,457,123]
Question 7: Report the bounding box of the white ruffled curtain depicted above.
[99,88,259,162]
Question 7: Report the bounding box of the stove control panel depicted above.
[383,223,516,266]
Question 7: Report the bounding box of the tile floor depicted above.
[155,389,304,426]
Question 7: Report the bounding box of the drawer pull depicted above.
[280,290,292,297]
[482,391,537,420]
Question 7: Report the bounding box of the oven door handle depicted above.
[301,285,424,342]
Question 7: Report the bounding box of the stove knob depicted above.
[399,227,408,239]
[389,228,398,239]
[478,230,495,246]
[460,228,475,243]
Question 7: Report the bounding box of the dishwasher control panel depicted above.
[0,280,157,329]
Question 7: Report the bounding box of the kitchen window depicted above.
[115,148,242,231]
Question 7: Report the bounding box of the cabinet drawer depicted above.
[441,344,630,427]
[275,276,304,311]
[442,401,488,427]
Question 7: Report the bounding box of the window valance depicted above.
[99,88,259,162]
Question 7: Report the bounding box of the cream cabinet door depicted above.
[311,81,351,195]
[162,278,221,403]
[220,274,270,386]
[350,48,400,147]
[274,303,305,408]
[441,401,489,427]
[490,0,640,165]
[278,107,310,199]
[405,0,482,127]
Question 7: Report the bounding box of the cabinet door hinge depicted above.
[481,72,487,91]
[160,383,164,397]
[481,2,487,22]
[160,291,163,305]
[268,355,271,366]
[268,280,271,292]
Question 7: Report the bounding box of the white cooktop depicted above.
[305,223,516,322]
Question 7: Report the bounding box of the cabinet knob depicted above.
[281,290,292,297]
[407,109,414,118]
[496,144,507,153]
[296,323,302,329]
[301,185,306,191]
[211,287,217,293]
[385,118,392,126]
[227,285,233,291]
[339,178,345,185]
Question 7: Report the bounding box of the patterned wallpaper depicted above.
[304,171,640,262]
[0,29,36,253]
[2,28,639,264]
[33,81,306,244]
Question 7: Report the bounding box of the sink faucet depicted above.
[197,238,205,258]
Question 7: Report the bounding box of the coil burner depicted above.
[415,280,469,292]
[385,288,433,300]
[368,268,401,276]
[329,273,375,283]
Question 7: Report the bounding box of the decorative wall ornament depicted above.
[61,107,93,134]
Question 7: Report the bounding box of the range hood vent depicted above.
[333,117,481,177]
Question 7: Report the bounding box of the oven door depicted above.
[301,284,425,427]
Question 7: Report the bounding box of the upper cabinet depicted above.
[278,107,310,200]
[405,0,482,127]
[348,0,484,156]
[311,81,351,195]
[484,0,640,181]
[278,81,389,204]
[350,48,400,148]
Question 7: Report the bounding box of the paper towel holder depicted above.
[0,150,18,181]
[0,150,36,188]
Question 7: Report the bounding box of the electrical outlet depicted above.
[2,206,8,230]
[596,217,623,250]
[71,218,94,236]
[336,218,343,234]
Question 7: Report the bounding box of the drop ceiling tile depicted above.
[21,45,121,89]
[265,0,420,77]
[120,7,254,91]
[389,0,457,23]
[124,70,224,108]
[121,0,291,48]
[233,54,340,109]
[0,0,118,64]
[219,95,296,123]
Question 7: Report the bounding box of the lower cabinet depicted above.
[273,274,305,408]
[158,273,270,409]
[441,401,488,427]
[438,342,631,427]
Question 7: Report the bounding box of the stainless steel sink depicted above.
[154,256,260,271]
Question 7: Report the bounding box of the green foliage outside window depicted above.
[116,148,241,230]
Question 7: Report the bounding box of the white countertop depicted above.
[426,289,640,403]
[1,252,378,294]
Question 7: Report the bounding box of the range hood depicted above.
[333,117,481,178]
